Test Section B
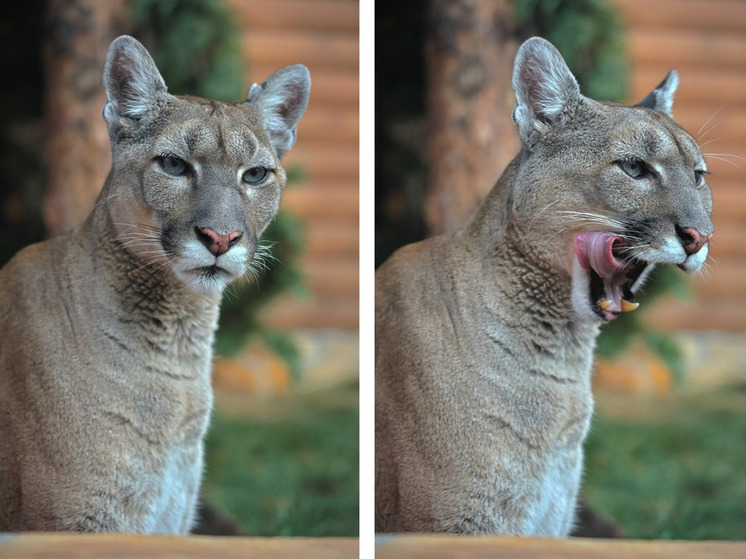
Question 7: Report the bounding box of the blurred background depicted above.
[376,0,746,540]
[0,0,358,537]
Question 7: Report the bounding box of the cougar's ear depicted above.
[245,64,311,159]
[103,35,169,131]
[636,70,678,116]
[512,37,581,141]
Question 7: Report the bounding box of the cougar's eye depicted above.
[242,167,269,185]
[159,155,189,176]
[620,159,647,179]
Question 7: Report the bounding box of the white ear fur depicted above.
[636,70,679,117]
[103,35,169,126]
[511,37,581,140]
[246,64,311,159]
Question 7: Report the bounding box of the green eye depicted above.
[159,155,188,176]
[242,167,269,185]
[620,159,647,179]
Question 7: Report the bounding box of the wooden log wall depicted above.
[226,0,359,331]
[614,0,746,331]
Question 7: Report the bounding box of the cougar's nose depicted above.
[675,225,712,256]
[195,227,243,256]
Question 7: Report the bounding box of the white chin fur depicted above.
[680,244,708,275]
[172,241,248,295]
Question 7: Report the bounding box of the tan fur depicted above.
[0,36,310,533]
[375,38,712,535]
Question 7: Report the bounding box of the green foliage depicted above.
[131,0,244,100]
[202,389,359,536]
[584,386,746,539]
[131,0,307,371]
[514,0,629,102]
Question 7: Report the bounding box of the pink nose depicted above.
[196,227,242,256]
[676,226,712,256]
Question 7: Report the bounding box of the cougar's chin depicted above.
[571,232,652,323]
[172,241,250,296]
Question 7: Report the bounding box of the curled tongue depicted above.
[574,232,639,317]
[574,232,624,277]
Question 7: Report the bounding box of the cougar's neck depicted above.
[459,157,599,356]
[76,185,221,351]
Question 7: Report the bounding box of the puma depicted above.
[375,37,713,535]
[0,35,310,533]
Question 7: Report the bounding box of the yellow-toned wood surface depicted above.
[0,534,357,559]
[375,534,746,559]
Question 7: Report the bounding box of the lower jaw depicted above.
[598,307,621,322]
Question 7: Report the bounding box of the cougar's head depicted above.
[510,37,713,323]
[101,36,310,296]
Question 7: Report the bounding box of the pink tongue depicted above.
[574,232,625,278]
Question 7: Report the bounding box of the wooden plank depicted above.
[649,298,746,332]
[284,145,359,179]
[627,29,746,69]
[226,0,358,32]
[243,30,358,71]
[710,187,746,220]
[303,258,359,296]
[614,0,746,33]
[283,186,359,220]
[685,260,746,297]
[375,534,746,559]
[708,223,746,257]
[302,223,359,258]
[0,533,358,559]
[631,68,746,104]
[264,295,359,330]
[295,108,359,142]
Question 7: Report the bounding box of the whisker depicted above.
[703,155,743,169]
[528,200,560,232]
[697,137,723,150]
[696,107,723,141]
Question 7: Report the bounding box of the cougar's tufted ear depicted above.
[512,37,581,142]
[636,70,679,117]
[245,64,311,159]
[103,35,170,134]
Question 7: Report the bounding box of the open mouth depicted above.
[574,232,649,321]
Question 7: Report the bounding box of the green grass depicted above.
[583,384,746,540]
[201,385,359,537]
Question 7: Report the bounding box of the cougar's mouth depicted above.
[574,232,650,321]
[195,264,231,279]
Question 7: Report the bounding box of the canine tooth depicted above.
[621,299,640,312]
[599,299,613,310]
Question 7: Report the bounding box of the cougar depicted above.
[0,35,310,533]
[376,37,713,535]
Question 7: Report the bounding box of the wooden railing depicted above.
[375,534,746,558]
[0,533,358,559]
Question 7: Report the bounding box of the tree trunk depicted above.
[425,0,519,236]
[44,0,130,237]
